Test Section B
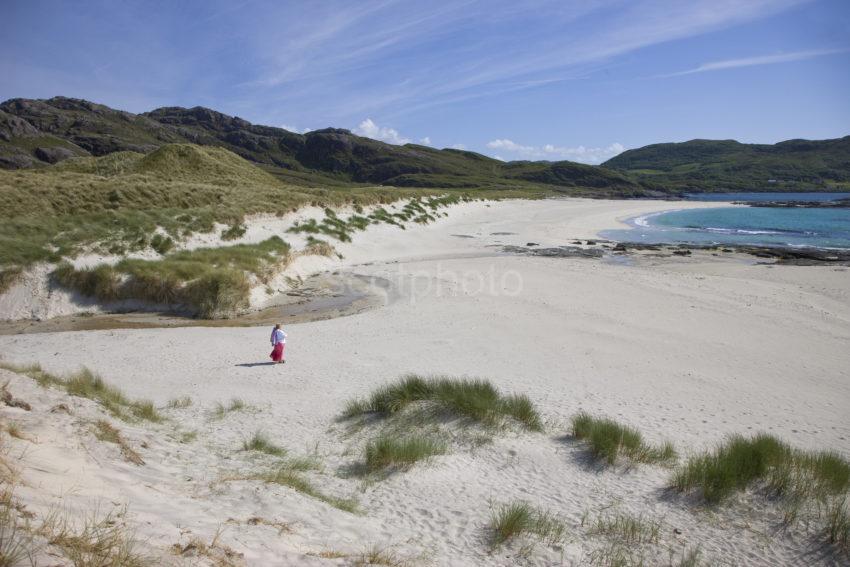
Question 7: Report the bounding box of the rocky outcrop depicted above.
[34,146,79,164]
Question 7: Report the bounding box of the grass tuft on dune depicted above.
[364,434,447,473]
[672,433,850,504]
[241,431,287,457]
[343,374,543,431]
[0,362,161,423]
[252,466,358,514]
[52,236,290,318]
[489,501,566,548]
[571,412,676,466]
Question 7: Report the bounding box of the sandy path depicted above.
[1,198,848,565]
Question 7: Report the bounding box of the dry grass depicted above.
[353,544,411,566]
[674,546,703,567]
[257,467,358,513]
[0,486,36,567]
[93,420,145,465]
[38,507,149,567]
[303,237,338,258]
[245,516,293,535]
[224,457,357,513]
[586,511,661,545]
[171,527,245,567]
[0,380,31,411]
[4,423,25,441]
[166,396,192,409]
[0,363,161,423]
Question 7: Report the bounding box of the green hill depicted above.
[603,137,850,191]
[0,97,646,196]
[2,96,847,199]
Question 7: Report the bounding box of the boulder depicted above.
[34,146,77,164]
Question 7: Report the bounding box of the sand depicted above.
[1,198,848,565]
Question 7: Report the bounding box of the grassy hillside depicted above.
[604,137,850,191]
[0,144,443,270]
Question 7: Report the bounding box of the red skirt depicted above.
[270,343,285,362]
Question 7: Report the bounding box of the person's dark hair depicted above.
[274,324,281,329]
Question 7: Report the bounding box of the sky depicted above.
[3,0,849,164]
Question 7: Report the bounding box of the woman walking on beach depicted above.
[270,324,287,364]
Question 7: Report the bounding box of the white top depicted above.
[271,328,287,345]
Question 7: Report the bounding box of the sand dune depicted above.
[1,198,849,565]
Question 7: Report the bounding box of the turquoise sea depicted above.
[600,192,850,250]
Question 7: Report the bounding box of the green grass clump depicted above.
[571,412,676,466]
[52,236,288,318]
[241,431,287,457]
[149,233,174,254]
[221,223,247,241]
[343,374,543,431]
[490,501,566,547]
[672,433,850,504]
[364,435,446,472]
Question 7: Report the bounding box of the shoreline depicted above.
[0,197,723,324]
[4,197,848,333]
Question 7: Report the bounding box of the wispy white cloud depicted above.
[487,139,626,164]
[238,0,809,121]
[353,118,412,145]
[419,137,432,146]
[281,124,311,134]
[663,48,848,77]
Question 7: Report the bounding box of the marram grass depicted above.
[571,412,676,466]
[489,501,566,547]
[343,374,543,432]
[1,362,161,423]
[364,434,447,472]
[671,433,850,504]
[52,236,289,318]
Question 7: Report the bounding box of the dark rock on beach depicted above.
[503,245,604,258]
[738,199,850,209]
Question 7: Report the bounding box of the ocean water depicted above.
[600,192,850,249]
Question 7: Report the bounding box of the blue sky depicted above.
[3,0,849,163]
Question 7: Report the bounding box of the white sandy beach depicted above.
[1,198,849,565]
